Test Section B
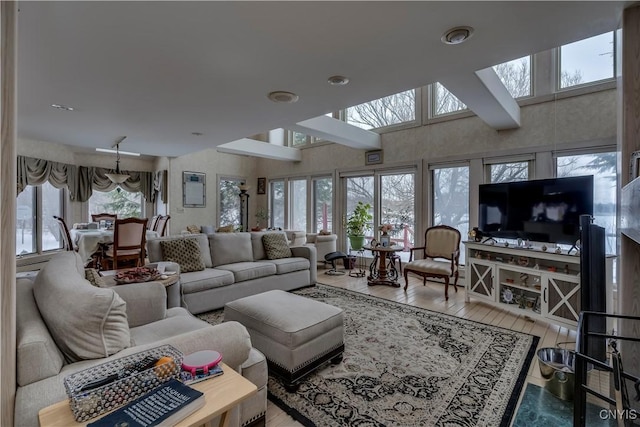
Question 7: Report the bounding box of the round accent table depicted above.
[363,245,404,287]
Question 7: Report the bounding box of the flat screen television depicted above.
[478,176,594,244]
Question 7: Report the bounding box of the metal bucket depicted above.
[537,347,580,401]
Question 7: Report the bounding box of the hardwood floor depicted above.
[265,267,610,426]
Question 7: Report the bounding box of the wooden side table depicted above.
[363,245,404,287]
[38,362,257,427]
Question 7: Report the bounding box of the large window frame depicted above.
[484,156,534,183]
[87,188,144,219]
[217,175,246,229]
[558,31,616,91]
[268,175,334,232]
[16,183,66,258]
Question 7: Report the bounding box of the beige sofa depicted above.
[305,232,338,263]
[147,231,317,314]
[15,251,267,427]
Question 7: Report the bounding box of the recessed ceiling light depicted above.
[327,75,350,86]
[267,91,299,104]
[441,26,474,45]
[191,132,203,136]
[51,103,75,111]
[95,147,140,156]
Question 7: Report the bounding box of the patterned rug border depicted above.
[263,283,540,427]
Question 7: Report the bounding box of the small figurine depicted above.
[520,273,529,286]
[555,247,562,254]
[504,242,510,248]
[533,263,540,270]
[564,264,569,274]
[541,245,548,252]
[517,238,523,247]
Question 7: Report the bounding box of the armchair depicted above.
[403,225,461,300]
[306,233,337,264]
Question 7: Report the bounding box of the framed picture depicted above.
[365,150,383,165]
[380,235,391,247]
[257,177,266,194]
[183,171,206,207]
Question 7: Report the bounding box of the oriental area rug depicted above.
[198,284,539,427]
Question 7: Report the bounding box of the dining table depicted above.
[70,228,159,265]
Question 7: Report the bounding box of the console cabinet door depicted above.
[467,259,495,302]
[542,273,580,326]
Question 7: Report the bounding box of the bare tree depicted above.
[434,83,467,116]
[493,57,531,98]
[347,90,415,129]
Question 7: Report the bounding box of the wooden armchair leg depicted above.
[403,270,409,291]
[444,276,450,300]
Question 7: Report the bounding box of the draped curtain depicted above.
[17,155,162,203]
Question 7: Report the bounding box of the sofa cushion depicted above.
[160,238,206,273]
[266,257,311,275]
[262,233,292,260]
[147,234,213,268]
[180,269,235,294]
[32,252,131,363]
[209,233,253,267]
[216,262,277,283]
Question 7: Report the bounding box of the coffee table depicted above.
[38,362,256,427]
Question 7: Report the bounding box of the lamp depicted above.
[105,137,130,184]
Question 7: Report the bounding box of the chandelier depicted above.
[105,136,130,184]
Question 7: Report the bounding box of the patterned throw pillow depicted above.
[186,224,201,234]
[216,224,235,233]
[160,239,205,273]
[85,268,107,287]
[262,233,292,260]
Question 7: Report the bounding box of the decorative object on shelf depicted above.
[555,247,562,254]
[257,177,266,194]
[475,251,483,259]
[505,278,514,284]
[105,136,130,185]
[508,256,516,265]
[468,227,483,242]
[533,276,541,290]
[518,256,530,267]
[525,296,536,309]
[547,266,557,272]
[504,242,510,247]
[488,239,495,246]
[533,263,540,270]
[564,264,570,274]
[517,238,523,247]
[533,296,541,314]
[347,202,372,250]
[502,288,514,304]
[541,245,548,252]
[519,273,529,286]
[519,292,526,309]
[238,183,249,232]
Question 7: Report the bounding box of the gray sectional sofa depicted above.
[15,251,267,427]
[147,231,317,314]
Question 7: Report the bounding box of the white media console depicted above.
[464,241,615,330]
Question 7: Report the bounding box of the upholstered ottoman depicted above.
[224,290,344,391]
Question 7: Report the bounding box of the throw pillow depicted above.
[216,224,235,233]
[85,268,107,287]
[262,233,292,260]
[186,224,201,234]
[33,252,130,363]
[160,238,205,273]
[319,229,332,236]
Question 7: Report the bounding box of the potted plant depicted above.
[346,202,372,250]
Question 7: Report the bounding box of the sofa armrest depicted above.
[153,321,252,370]
[291,245,317,284]
[112,282,167,327]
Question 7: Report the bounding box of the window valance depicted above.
[17,156,165,203]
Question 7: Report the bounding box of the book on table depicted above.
[87,379,204,427]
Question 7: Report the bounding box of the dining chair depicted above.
[91,212,118,227]
[101,217,148,270]
[53,216,74,251]
[147,215,159,231]
[154,215,170,236]
[403,225,461,300]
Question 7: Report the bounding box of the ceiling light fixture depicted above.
[105,136,130,185]
[51,103,75,111]
[441,26,474,45]
[327,75,350,86]
[191,132,203,136]
[96,147,141,156]
[267,91,299,104]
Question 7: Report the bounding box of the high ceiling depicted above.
[17,1,627,158]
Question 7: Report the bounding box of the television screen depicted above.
[478,176,594,244]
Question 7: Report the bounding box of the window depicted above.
[380,173,416,251]
[559,32,615,89]
[219,177,244,228]
[556,152,617,254]
[492,55,532,98]
[346,89,416,130]
[312,177,333,232]
[433,82,467,116]
[270,180,285,229]
[432,165,469,263]
[88,189,142,219]
[488,161,530,183]
[345,176,374,251]
[16,182,64,256]
[289,131,309,147]
[289,179,307,231]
